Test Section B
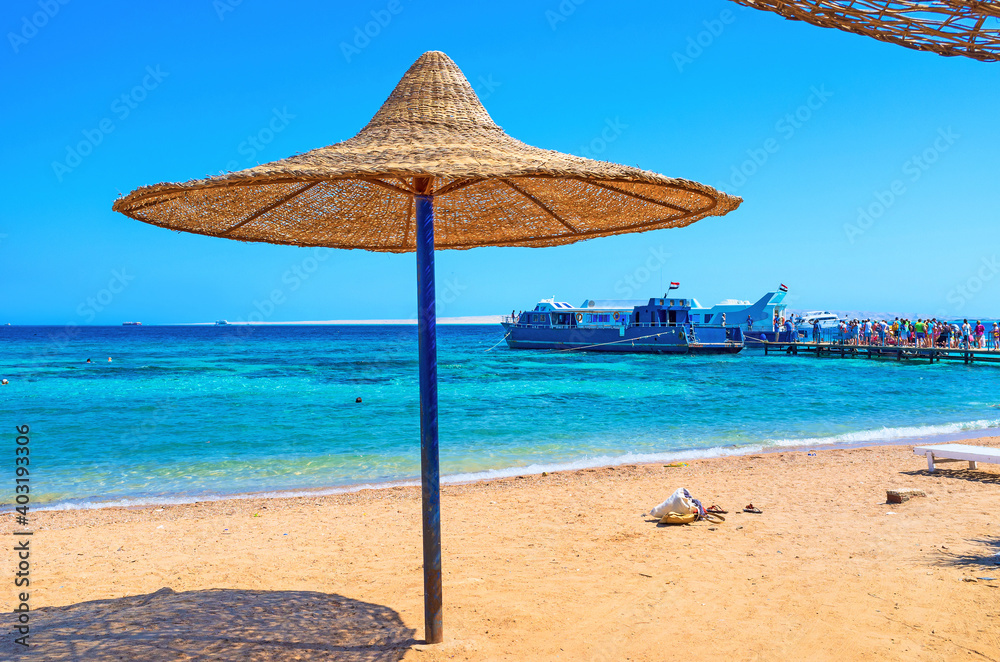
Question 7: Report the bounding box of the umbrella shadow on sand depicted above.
[931,536,1000,571]
[899,468,1000,486]
[0,587,416,661]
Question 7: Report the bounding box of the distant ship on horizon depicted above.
[215,320,229,326]
[122,321,142,326]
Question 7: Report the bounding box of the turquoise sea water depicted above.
[2,324,999,509]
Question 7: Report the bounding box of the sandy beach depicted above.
[3,438,999,661]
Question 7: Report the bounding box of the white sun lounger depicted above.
[913,443,1000,472]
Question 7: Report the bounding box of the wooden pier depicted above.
[761,341,1000,364]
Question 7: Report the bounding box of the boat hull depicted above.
[501,323,742,354]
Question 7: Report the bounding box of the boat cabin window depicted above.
[704,314,712,323]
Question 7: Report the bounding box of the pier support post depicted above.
[415,184,443,644]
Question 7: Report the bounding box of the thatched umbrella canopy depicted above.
[112,51,741,644]
[730,0,1000,62]
[112,52,739,250]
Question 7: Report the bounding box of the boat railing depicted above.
[502,318,739,331]
[631,322,730,330]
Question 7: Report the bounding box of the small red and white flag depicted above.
[668,282,680,290]
[779,284,788,292]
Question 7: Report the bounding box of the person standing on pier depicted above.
[961,319,972,349]
[975,320,986,349]
[813,319,821,344]
[991,323,999,351]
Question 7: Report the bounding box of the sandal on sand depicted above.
[706,505,728,514]
[744,504,763,514]
[703,512,726,523]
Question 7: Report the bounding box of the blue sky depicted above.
[2,0,999,324]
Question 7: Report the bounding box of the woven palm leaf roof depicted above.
[731,0,1000,62]
[112,51,741,253]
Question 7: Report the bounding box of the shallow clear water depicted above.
[2,325,999,509]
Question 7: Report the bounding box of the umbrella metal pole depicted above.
[415,191,443,644]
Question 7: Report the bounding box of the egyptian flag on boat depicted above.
[779,284,788,292]
[668,282,680,291]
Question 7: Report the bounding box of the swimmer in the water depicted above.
[1,379,8,385]
[86,358,92,363]
[108,357,112,362]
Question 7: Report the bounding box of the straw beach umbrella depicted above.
[112,51,741,643]
[729,0,1000,62]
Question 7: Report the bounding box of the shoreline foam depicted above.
[30,419,1000,512]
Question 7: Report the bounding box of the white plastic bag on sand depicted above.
[650,488,697,518]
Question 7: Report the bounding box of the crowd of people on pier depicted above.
[797,317,1000,350]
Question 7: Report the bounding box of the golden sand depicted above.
[3,439,999,660]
